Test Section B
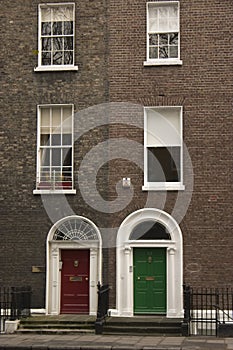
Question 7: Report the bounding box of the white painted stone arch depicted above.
[114,208,183,318]
[46,215,102,315]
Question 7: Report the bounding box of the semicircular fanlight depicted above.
[53,217,99,241]
[130,220,171,240]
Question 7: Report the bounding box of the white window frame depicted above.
[33,104,76,194]
[144,1,182,66]
[143,106,185,191]
[35,3,78,72]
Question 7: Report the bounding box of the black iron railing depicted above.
[95,282,110,334]
[0,286,31,333]
[183,285,233,337]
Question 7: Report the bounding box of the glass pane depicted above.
[41,22,51,35]
[40,166,50,181]
[160,34,168,45]
[63,134,72,145]
[64,21,73,35]
[42,52,51,65]
[42,37,51,51]
[41,134,50,146]
[41,148,50,166]
[169,33,178,45]
[169,5,178,18]
[148,5,158,19]
[41,7,51,22]
[53,37,63,50]
[170,45,178,58]
[52,22,62,35]
[52,51,63,65]
[169,18,179,31]
[147,147,180,182]
[52,148,61,166]
[149,34,158,46]
[62,167,72,181]
[64,51,73,64]
[41,108,50,127]
[149,47,158,59]
[53,6,73,22]
[159,6,169,19]
[62,148,72,166]
[51,134,61,146]
[159,46,168,58]
[64,37,73,50]
[149,18,158,32]
[130,221,171,240]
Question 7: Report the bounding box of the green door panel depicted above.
[134,248,166,314]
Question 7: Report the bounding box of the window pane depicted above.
[64,51,73,64]
[41,22,51,35]
[63,134,72,145]
[147,108,181,146]
[130,221,171,240]
[159,46,168,58]
[52,148,61,166]
[149,34,158,46]
[42,52,51,65]
[41,148,50,166]
[42,37,51,51]
[41,8,51,22]
[41,134,50,146]
[149,47,158,59]
[52,22,62,35]
[52,51,63,65]
[53,37,63,50]
[64,21,73,35]
[149,18,158,32]
[62,148,72,166]
[51,134,61,146]
[170,45,178,58]
[147,147,180,182]
[169,33,178,45]
[64,37,73,50]
[160,34,168,45]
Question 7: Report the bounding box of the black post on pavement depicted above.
[181,284,191,336]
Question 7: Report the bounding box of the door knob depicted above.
[137,277,141,280]
[85,277,88,281]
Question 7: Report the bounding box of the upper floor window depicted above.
[144,1,182,66]
[143,106,185,191]
[35,3,78,71]
[33,104,76,194]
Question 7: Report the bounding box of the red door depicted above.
[60,250,90,314]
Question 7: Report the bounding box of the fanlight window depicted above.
[130,220,171,240]
[53,218,98,241]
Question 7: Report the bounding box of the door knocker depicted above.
[74,260,79,267]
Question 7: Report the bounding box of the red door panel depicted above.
[60,249,90,314]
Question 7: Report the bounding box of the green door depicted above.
[134,248,166,314]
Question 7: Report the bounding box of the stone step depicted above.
[102,317,182,336]
[16,328,95,335]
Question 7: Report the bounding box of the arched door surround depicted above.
[114,208,183,318]
[46,215,102,315]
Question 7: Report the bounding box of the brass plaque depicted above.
[145,276,155,281]
[70,276,82,282]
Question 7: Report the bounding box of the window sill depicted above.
[34,65,78,72]
[144,59,183,66]
[142,183,185,191]
[33,189,76,195]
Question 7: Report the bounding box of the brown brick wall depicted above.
[0,0,233,309]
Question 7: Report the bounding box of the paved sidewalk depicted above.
[0,334,233,349]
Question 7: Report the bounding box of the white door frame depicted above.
[113,208,183,318]
[46,215,102,315]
